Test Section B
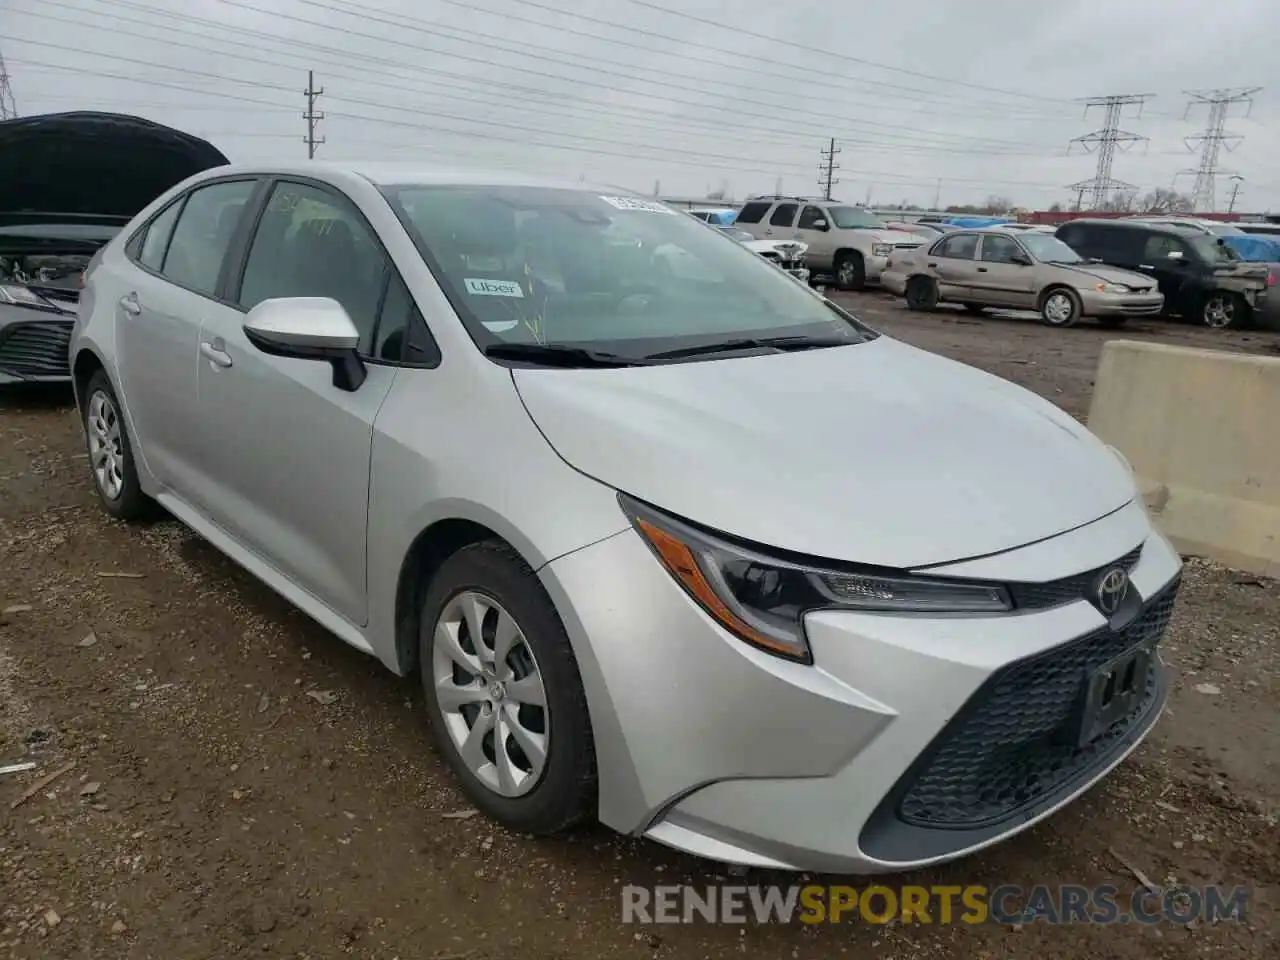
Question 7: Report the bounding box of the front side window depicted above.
[381,185,875,360]
[162,180,256,296]
[978,235,1024,264]
[797,205,828,230]
[238,181,388,351]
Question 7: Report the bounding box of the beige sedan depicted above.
[880,228,1164,327]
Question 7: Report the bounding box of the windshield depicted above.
[1189,235,1240,262]
[381,185,874,359]
[1019,234,1082,263]
[826,206,884,230]
[1204,222,1244,236]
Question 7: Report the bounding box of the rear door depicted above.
[974,233,1037,307]
[112,177,259,494]
[733,201,772,240]
[762,202,798,240]
[926,232,980,299]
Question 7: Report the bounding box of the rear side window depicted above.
[137,200,183,272]
[933,234,978,259]
[162,180,257,296]
[735,201,770,225]
[769,204,798,227]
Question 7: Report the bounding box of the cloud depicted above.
[3,0,1276,210]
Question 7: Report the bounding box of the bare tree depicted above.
[1096,190,1137,213]
[980,195,1013,215]
[1139,187,1194,214]
[1047,202,1064,213]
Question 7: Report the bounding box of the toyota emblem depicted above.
[1095,567,1129,616]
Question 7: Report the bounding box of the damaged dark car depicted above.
[0,111,228,384]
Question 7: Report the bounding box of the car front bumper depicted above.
[541,499,1183,874]
[1078,290,1164,317]
[865,254,890,281]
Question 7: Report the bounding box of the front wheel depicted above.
[1201,291,1247,329]
[419,541,596,835]
[833,252,866,291]
[1040,287,1082,328]
[905,275,938,311]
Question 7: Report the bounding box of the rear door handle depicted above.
[927,262,938,268]
[200,340,233,369]
[1139,264,1154,270]
[976,267,989,272]
[119,293,141,315]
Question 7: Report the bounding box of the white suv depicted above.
[734,196,924,290]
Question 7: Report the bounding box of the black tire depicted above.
[904,275,938,311]
[1097,316,1130,329]
[419,540,596,835]
[962,303,987,315]
[1039,286,1082,328]
[833,251,866,291]
[81,370,158,521]
[1200,290,1248,329]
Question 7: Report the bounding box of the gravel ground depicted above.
[1,292,1277,959]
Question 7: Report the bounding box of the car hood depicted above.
[1047,262,1157,288]
[852,229,920,246]
[512,337,1136,568]
[0,111,229,222]
[742,238,808,257]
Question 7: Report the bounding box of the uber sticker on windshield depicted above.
[599,196,676,214]
[464,278,525,298]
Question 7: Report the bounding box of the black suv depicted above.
[1055,218,1271,329]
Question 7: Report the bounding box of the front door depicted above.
[1138,234,1196,313]
[191,179,401,626]
[796,204,834,271]
[974,233,1037,308]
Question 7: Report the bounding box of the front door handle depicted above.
[976,267,989,273]
[927,262,938,268]
[1139,264,1155,270]
[119,293,141,315]
[200,340,233,369]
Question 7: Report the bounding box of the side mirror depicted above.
[811,219,828,231]
[1010,254,1033,266]
[1166,249,1184,260]
[243,297,367,392]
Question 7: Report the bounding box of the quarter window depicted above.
[137,200,183,272]
[238,181,388,352]
[161,180,256,296]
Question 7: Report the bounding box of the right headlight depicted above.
[620,495,1012,664]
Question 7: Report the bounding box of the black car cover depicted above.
[0,111,229,220]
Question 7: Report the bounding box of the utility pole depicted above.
[818,137,841,200]
[1177,88,1261,213]
[0,48,18,120]
[932,178,941,210]
[1065,93,1153,210]
[1226,175,1244,215]
[303,70,325,159]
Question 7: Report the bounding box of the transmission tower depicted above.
[0,48,18,120]
[818,138,841,200]
[1177,87,1261,213]
[1065,93,1153,210]
[303,70,325,159]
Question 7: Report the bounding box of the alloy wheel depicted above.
[86,389,125,501]
[431,590,550,798]
[1203,294,1234,328]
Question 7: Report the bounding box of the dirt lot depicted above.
[1,294,1277,959]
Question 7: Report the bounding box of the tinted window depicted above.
[239,181,387,352]
[1143,234,1185,261]
[933,234,978,259]
[372,272,439,366]
[735,201,770,225]
[797,205,827,230]
[138,200,182,272]
[162,180,256,296]
[979,234,1023,264]
[769,204,798,227]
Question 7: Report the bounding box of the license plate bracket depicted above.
[1075,642,1155,748]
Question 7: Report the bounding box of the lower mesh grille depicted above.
[0,320,74,378]
[896,578,1179,829]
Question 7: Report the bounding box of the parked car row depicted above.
[881,217,1277,330]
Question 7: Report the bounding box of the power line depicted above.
[1065,93,1153,209]
[818,138,841,200]
[1178,87,1262,213]
[303,69,324,159]
[0,47,17,120]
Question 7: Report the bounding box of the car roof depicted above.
[192,161,629,195]
[1058,218,1201,237]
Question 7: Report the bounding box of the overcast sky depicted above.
[3,0,1278,211]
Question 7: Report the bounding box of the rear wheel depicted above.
[1200,291,1247,329]
[834,252,866,291]
[904,275,938,311]
[1040,287,1082,328]
[81,370,158,522]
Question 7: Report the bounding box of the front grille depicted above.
[896,577,1179,829]
[1007,543,1143,610]
[0,320,74,378]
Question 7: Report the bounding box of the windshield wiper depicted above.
[645,334,854,361]
[484,342,650,368]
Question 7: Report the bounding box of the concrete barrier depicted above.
[1088,339,1280,578]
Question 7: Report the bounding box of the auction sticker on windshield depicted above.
[599,196,676,214]
[464,278,525,297]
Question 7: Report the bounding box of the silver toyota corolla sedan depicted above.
[70,163,1183,874]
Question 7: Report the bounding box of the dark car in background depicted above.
[1055,218,1272,329]
[0,111,227,384]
